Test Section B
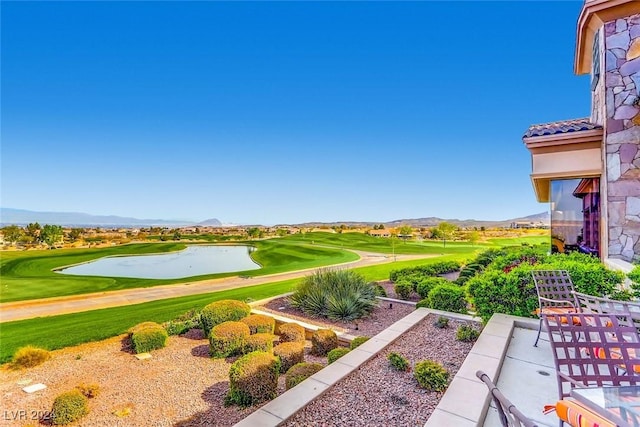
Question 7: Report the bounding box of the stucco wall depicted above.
[604,14,640,262]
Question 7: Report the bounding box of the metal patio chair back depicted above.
[476,370,538,427]
[532,270,580,346]
[544,312,640,400]
[574,291,640,333]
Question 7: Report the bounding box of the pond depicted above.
[57,245,260,279]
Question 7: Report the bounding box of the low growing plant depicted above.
[226,351,281,407]
[285,362,324,390]
[241,314,276,335]
[349,336,370,350]
[278,323,306,343]
[273,342,305,373]
[51,389,89,425]
[200,300,251,337]
[394,280,413,300]
[387,352,410,372]
[311,329,338,356]
[12,345,50,369]
[290,269,377,321]
[414,360,449,391]
[130,322,168,354]
[433,316,449,329]
[456,324,480,342]
[209,321,250,358]
[327,347,350,364]
[426,284,467,314]
[243,333,276,354]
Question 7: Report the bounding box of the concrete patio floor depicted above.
[484,326,559,426]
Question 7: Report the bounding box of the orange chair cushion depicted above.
[545,400,617,427]
[589,346,640,373]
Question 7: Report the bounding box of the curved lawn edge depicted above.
[0,255,467,364]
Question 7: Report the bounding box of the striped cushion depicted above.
[546,400,617,427]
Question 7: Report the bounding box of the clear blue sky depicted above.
[1,1,590,225]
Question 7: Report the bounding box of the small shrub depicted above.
[394,280,413,300]
[209,321,250,358]
[373,283,387,297]
[457,324,480,342]
[241,314,276,334]
[162,309,200,335]
[387,352,410,372]
[278,323,306,343]
[12,346,50,369]
[131,322,168,354]
[327,347,350,364]
[273,342,305,373]
[285,362,324,390]
[75,383,100,399]
[414,360,449,391]
[311,329,338,356]
[225,351,281,406]
[426,284,467,313]
[243,333,276,354]
[416,277,450,299]
[290,269,378,320]
[128,321,159,335]
[200,300,251,337]
[416,298,429,309]
[51,390,89,425]
[349,336,370,350]
[433,316,449,329]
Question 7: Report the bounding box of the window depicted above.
[550,178,600,257]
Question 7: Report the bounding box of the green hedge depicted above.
[425,284,467,314]
[226,351,281,406]
[130,322,168,354]
[389,260,461,282]
[200,300,251,337]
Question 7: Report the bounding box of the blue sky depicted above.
[1,1,590,225]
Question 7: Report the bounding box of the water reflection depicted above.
[58,245,260,279]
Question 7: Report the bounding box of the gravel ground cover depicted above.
[283,314,477,427]
[0,300,471,427]
[259,297,416,337]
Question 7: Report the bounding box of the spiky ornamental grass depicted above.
[289,269,377,321]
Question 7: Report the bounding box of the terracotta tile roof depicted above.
[523,118,602,138]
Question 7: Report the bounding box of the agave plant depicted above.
[290,269,377,320]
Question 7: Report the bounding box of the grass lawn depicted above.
[0,255,470,363]
[0,240,358,302]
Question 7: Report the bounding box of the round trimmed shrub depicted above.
[327,347,350,364]
[241,314,276,334]
[243,333,276,354]
[273,342,305,373]
[414,360,449,391]
[209,321,250,358]
[349,336,370,350]
[51,389,88,425]
[200,300,251,337]
[426,284,467,314]
[131,322,168,354]
[416,277,450,299]
[128,321,160,335]
[278,323,306,343]
[285,362,324,390]
[311,329,338,356]
[12,345,50,368]
[394,280,413,300]
[225,351,281,406]
[388,352,410,372]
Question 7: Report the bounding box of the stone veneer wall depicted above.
[604,14,640,262]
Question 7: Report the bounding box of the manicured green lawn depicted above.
[0,254,469,363]
[0,241,358,302]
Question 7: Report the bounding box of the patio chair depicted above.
[532,270,580,347]
[475,370,538,427]
[544,312,640,426]
[574,291,640,333]
[544,312,640,400]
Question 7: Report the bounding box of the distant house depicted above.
[368,229,391,238]
[522,0,640,268]
[510,221,549,229]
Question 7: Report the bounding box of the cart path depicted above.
[0,251,435,322]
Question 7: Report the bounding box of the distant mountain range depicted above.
[0,207,549,229]
[0,208,221,227]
